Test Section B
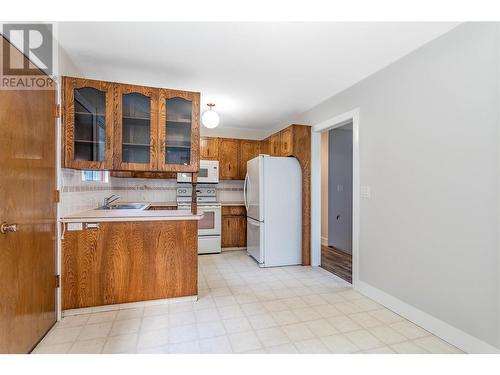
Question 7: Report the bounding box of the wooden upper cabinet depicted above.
[270,133,281,156]
[219,138,240,179]
[280,127,293,156]
[200,137,219,160]
[113,83,158,171]
[62,77,114,169]
[158,89,200,172]
[260,137,270,155]
[239,140,261,179]
[62,77,201,173]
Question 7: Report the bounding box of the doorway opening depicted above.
[320,122,353,283]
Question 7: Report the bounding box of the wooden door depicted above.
[239,140,261,179]
[0,37,57,353]
[219,138,240,179]
[158,89,200,172]
[62,77,114,169]
[200,137,219,160]
[280,127,293,156]
[114,83,158,171]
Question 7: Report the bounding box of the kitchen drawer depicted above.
[222,206,246,216]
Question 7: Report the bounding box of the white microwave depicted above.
[177,160,219,183]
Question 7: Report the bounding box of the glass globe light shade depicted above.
[202,109,220,128]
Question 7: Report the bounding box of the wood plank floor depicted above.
[321,245,352,283]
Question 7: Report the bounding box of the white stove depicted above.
[177,184,221,254]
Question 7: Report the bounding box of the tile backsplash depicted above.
[60,169,244,217]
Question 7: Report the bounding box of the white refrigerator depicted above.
[244,155,302,267]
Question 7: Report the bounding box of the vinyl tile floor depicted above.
[33,250,462,354]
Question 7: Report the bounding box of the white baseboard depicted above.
[356,280,499,354]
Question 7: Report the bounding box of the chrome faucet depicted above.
[103,194,121,209]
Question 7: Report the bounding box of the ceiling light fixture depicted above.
[202,103,220,129]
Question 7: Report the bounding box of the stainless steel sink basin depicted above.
[96,203,148,210]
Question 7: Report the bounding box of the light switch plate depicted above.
[67,222,83,231]
[360,185,371,199]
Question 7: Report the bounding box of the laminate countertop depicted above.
[61,204,202,223]
[146,201,246,207]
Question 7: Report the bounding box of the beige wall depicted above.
[321,131,329,245]
[298,23,500,350]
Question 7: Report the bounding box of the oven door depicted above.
[197,205,221,236]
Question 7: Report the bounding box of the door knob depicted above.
[1,222,17,234]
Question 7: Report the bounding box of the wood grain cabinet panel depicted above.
[221,216,240,247]
[200,137,219,160]
[270,133,281,156]
[236,216,247,247]
[62,77,114,169]
[222,206,246,216]
[62,220,198,309]
[62,76,200,173]
[113,83,159,171]
[239,140,261,179]
[158,89,200,172]
[221,206,247,248]
[289,125,311,265]
[219,138,240,179]
[260,137,271,155]
[280,127,293,156]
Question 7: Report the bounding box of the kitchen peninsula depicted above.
[61,206,201,311]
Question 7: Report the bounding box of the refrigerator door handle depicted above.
[244,174,249,210]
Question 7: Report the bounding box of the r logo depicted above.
[2,24,53,76]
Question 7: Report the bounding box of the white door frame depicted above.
[311,108,360,288]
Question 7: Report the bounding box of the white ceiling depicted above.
[57,22,459,136]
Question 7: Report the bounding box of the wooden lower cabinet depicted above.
[221,206,247,248]
[61,220,198,310]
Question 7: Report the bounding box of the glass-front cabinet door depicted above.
[114,84,158,171]
[63,77,114,169]
[158,89,200,172]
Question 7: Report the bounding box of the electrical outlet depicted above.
[360,185,371,199]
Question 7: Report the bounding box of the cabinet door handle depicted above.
[1,222,18,234]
